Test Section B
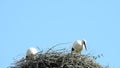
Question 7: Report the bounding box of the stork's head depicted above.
[81,40,87,50]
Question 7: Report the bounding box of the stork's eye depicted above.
[72,48,74,51]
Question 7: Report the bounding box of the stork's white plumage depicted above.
[71,40,87,55]
[26,47,38,60]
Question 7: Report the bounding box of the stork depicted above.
[26,47,38,60]
[71,40,87,55]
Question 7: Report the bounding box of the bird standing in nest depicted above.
[71,40,87,55]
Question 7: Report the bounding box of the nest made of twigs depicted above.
[9,48,106,68]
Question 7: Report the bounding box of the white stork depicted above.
[71,40,87,55]
[26,47,38,60]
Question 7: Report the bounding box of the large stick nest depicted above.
[9,48,106,68]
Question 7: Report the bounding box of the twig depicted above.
[46,42,72,53]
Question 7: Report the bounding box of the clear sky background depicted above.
[0,0,120,68]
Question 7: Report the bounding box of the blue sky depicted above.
[0,0,120,68]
